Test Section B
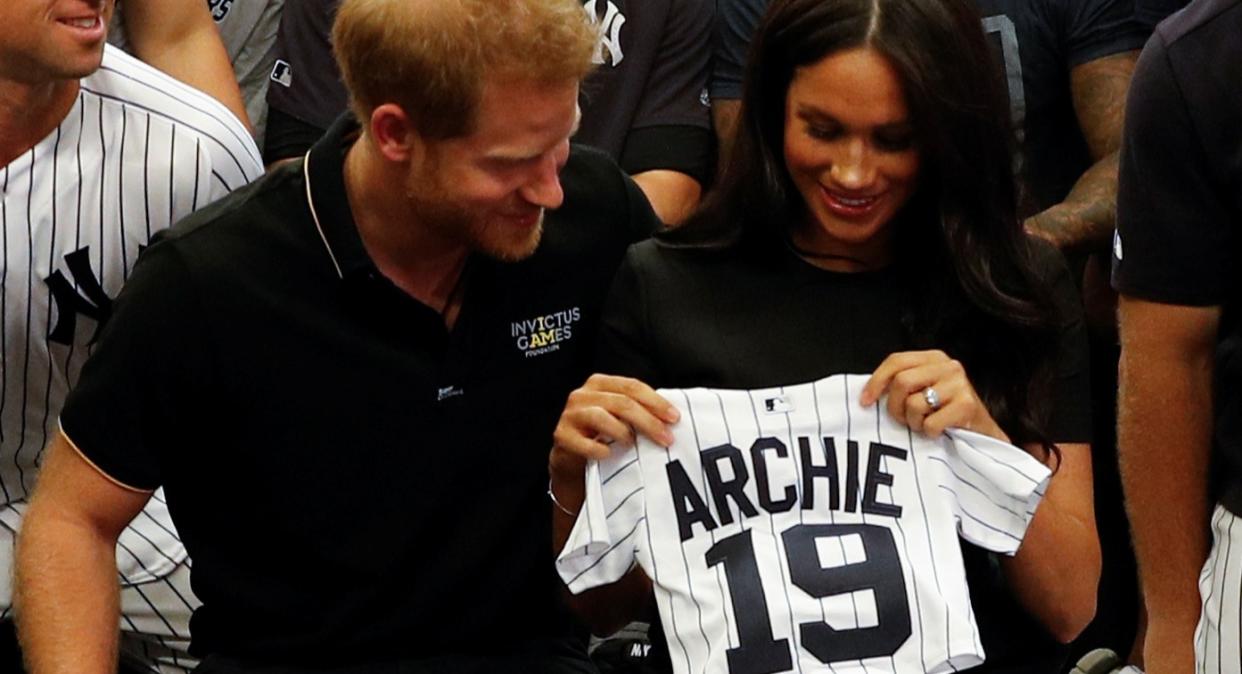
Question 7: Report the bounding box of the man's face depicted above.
[0,0,113,85]
[404,77,580,262]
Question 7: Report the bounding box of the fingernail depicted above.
[660,431,675,446]
[665,407,681,422]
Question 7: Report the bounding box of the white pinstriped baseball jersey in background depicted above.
[1,44,262,670]
[558,374,1051,674]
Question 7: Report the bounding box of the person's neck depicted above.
[343,142,470,318]
[789,220,894,273]
[0,78,80,168]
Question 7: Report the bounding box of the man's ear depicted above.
[368,103,423,164]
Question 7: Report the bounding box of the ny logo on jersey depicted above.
[583,0,625,66]
[44,247,116,346]
[207,0,233,21]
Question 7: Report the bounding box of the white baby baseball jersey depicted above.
[557,374,1051,674]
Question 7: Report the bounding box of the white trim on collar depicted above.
[303,148,345,279]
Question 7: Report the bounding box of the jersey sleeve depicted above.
[618,0,714,184]
[1060,0,1150,67]
[556,443,647,594]
[940,430,1053,555]
[1112,32,1232,306]
[59,239,213,491]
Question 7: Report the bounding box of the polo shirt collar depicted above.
[303,114,374,280]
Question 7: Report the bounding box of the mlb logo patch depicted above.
[763,395,794,414]
[270,60,293,88]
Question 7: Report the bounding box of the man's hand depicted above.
[1023,50,1139,252]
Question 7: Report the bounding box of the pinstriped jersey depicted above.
[0,44,262,599]
[557,374,1051,674]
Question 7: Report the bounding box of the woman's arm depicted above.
[862,349,1100,642]
[1001,441,1100,642]
[548,374,677,636]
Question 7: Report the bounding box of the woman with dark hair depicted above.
[549,0,1099,670]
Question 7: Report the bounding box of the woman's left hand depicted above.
[860,350,1009,442]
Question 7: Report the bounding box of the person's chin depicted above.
[479,221,544,262]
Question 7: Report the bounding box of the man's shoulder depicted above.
[1139,0,1242,123]
[152,163,309,264]
[555,144,643,227]
[82,46,263,176]
[560,143,627,198]
[537,144,658,261]
[1157,0,1242,45]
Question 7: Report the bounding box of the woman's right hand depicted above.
[548,374,679,494]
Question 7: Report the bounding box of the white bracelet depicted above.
[547,479,579,517]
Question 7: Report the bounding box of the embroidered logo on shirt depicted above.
[270,60,293,88]
[583,0,626,66]
[44,247,116,346]
[437,386,465,402]
[510,307,582,358]
[763,396,794,414]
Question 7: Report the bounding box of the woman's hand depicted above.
[860,350,1009,443]
[549,375,673,635]
[548,374,679,504]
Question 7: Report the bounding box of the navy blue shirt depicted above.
[578,0,715,185]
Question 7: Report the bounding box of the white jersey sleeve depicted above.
[558,449,647,593]
[940,429,1050,555]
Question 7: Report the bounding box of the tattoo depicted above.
[1025,51,1138,252]
[1070,50,1139,159]
[1025,153,1119,253]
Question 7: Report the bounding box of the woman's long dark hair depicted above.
[669,0,1064,451]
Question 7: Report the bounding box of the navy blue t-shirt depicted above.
[974,0,1148,215]
[264,0,715,183]
[578,0,715,185]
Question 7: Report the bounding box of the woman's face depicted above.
[783,47,921,269]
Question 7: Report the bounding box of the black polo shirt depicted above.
[60,117,659,664]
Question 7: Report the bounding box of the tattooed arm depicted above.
[1025,50,1138,252]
